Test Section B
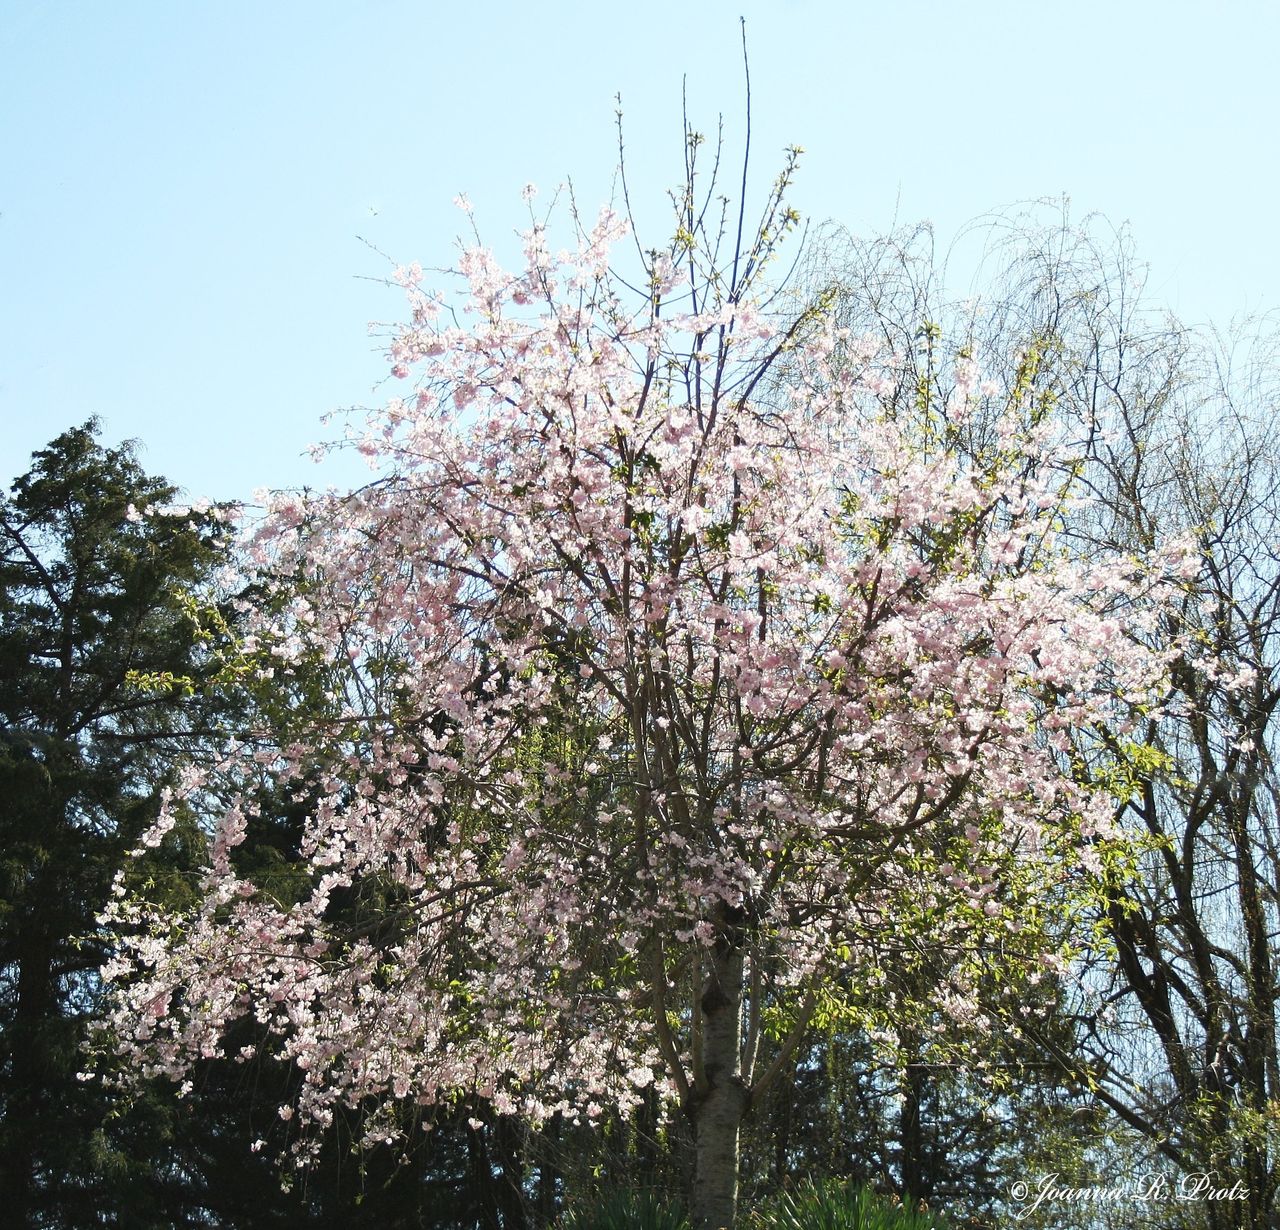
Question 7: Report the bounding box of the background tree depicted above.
[815,208,1280,1227]
[1067,306,1280,1230]
[0,422,240,1225]
[0,423,511,1229]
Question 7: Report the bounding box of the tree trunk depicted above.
[1,904,56,1227]
[900,1055,926,1207]
[466,1122,502,1230]
[690,934,749,1230]
[533,1119,559,1228]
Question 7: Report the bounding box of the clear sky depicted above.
[3,1,1277,502]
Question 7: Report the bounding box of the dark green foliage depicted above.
[0,422,511,1227]
[0,423,498,1228]
[0,421,237,1226]
[736,1015,1088,1229]
[749,1181,948,1230]
[558,1190,690,1230]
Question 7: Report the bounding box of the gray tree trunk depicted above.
[690,935,750,1230]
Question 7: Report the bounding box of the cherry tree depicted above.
[100,144,1186,1227]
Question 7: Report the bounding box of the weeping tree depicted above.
[815,204,1280,1227]
[98,127,1184,1228]
[1065,295,1280,1229]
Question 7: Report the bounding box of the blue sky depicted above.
[3,1,1277,502]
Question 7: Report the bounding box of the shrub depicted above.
[749,1180,949,1230]
[558,1189,691,1230]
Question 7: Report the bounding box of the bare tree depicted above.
[815,206,1280,1228]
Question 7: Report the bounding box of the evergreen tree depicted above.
[0,421,237,1225]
